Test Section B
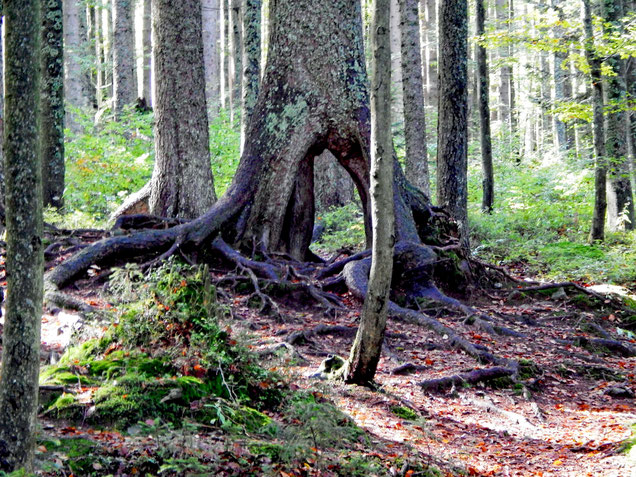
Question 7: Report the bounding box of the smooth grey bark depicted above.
[92,4,106,107]
[602,0,634,231]
[0,0,44,471]
[437,0,469,241]
[63,0,89,130]
[220,0,230,109]
[112,0,137,115]
[313,150,355,210]
[476,0,493,213]
[0,15,5,225]
[101,0,113,104]
[583,0,607,241]
[496,0,511,130]
[41,0,65,209]
[150,0,217,219]
[399,0,429,195]
[203,0,220,113]
[422,0,438,109]
[390,0,403,120]
[240,0,261,152]
[141,0,152,105]
[345,0,394,385]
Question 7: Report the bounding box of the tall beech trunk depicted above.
[112,0,137,115]
[476,0,493,213]
[399,0,429,195]
[583,0,607,241]
[0,0,44,471]
[496,0,511,131]
[423,0,438,109]
[602,0,634,231]
[437,0,469,240]
[241,0,261,152]
[0,15,4,225]
[64,0,89,130]
[220,0,230,109]
[150,0,216,219]
[345,0,394,385]
[101,0,113,103]
[41,0,65,209]
[203,0,220,113]
[552,0,568,155]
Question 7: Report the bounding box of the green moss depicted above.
[391,406,418,420]
[248,442,284,461]
[518,359,540,380]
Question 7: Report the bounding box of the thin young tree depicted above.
[344,0,394,385]
[476,0,493,213]
[437,0,469,241]
[41,0,65,208]
[399,0,429,195]
[241,0,261,152]
[0,0,44,471]
[583,0,607,241]
[149,0,216,218]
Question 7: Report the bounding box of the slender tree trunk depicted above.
[540,48,551,149]
[0,15,5,225]
[424,0,438,109]
[437,0,469,241]
[552,0,569,155]
[476,0,493,213]
[496,0,511,132]
[141,0,152,105]
[241,0,261,152]
[94,5,105,107]
[229,0,242,121]
[0,0,44,471]
[203,0,220,114]
[583,0,607,240]
[220,0,230,109]
[63,0,89,131]
[602,0,634,231]
[345,0,394,385]
[101,0,113,103]
[313,150,355,210]
[150,0,217,219]
[399,0,429,194]
[41,0,65,209]
[112,0,137,116]
[390,0,403,122]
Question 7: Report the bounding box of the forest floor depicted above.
[1,237,635,477]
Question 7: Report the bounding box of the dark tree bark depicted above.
[41,0,65,209]
[437,0,469,240]
[602,0,634,231]
[112,0,137,115]
[476,0,494,213]
[399,0,429,195]
[240,0,261,152]
[0,0,44,471]
[344,0,394,385]
[583,0,607,241]
[150,0,217,218]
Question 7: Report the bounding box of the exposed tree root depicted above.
[419,367,515,392]
[557,336,636,357]
[44,289,96,314]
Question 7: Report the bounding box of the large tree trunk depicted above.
[41,0,65,209]
[240,0,261,152]
[149,0,217,219]
[437,0,469,241]
[112,0,137,116]
[399,0,429,195]
[476,0,493,213]
[583,0,607,241]
[603,0,634,231]
[345,0,394,385]
[0,0,44,471]
[48,0,463,303]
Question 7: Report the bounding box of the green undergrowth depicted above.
[469,150,636,284]
[40,258,285,429]
[312,202,366,252]
[51,107,240,229]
